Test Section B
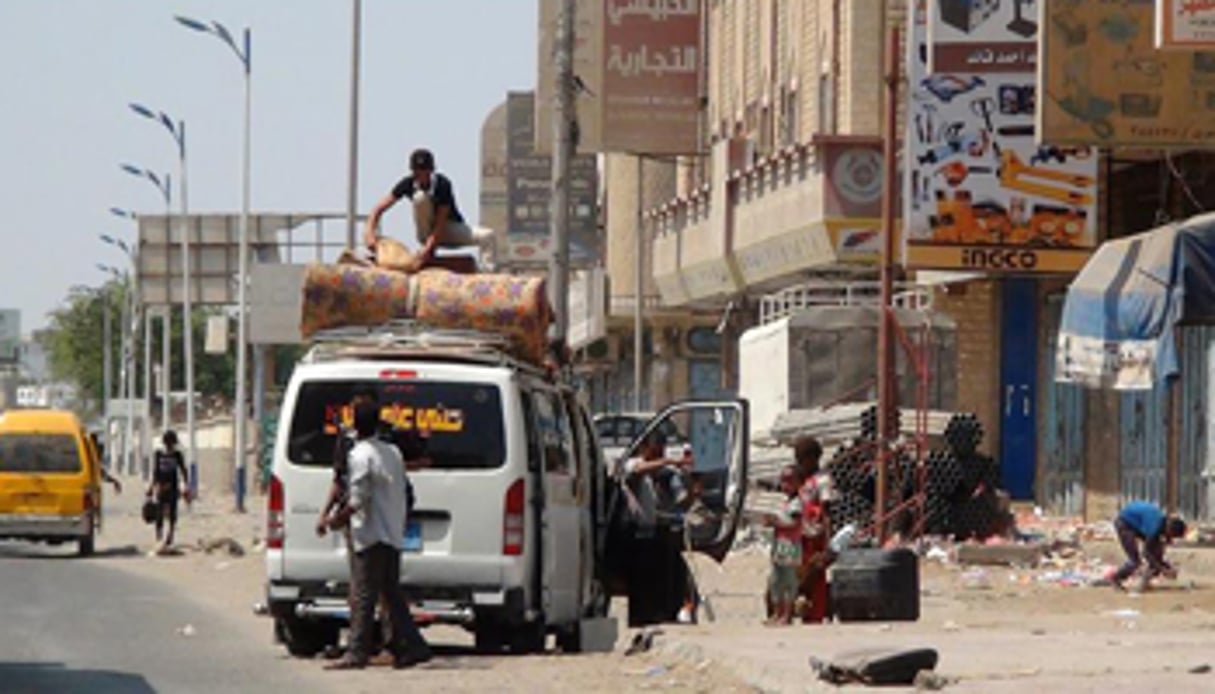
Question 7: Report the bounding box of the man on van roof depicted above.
[362,148,492,268]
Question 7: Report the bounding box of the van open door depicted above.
[599,399,749,610]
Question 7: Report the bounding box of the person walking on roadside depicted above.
[363,148,491,269]
[325,399,431,670]
[147,430,188,550]
[1110,501,1187,592]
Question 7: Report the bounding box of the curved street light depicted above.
[176,13,254,511]
[130,102,196,492]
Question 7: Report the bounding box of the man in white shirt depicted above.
[325,400,431,670]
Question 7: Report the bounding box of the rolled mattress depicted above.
[300,263,551,363]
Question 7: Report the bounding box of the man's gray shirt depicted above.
[348,438,409,553]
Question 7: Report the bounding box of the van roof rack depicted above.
[302,321,543,375]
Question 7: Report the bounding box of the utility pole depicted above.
[634,157,645,412]
[876,26,901,544]
[549,0,575,345]
[102,289,113,470]
[346,0,362,249]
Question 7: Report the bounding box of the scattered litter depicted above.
[199,536,246,557]
[914,670,953,690]
[961,569,991,590]
[643,665,669,677]
[1031,629,1046,636]
[176,624,196,638]
[1189,664,1212,674]
[252,602,269,616]
[941,621,961,632]
[926,546,950,564]
[215,561,231,571]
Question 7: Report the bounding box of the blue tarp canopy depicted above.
[1057,213,1215,390]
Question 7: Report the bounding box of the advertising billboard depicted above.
[906,0,1099,273]
[1038,0,1215,146]
[505,91,599,268]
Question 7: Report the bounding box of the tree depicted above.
[39,283,237,415]
[41,286,108,416]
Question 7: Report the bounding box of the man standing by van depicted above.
[622,432,695,627]
[362,148,491,267]
[325,400,431,670]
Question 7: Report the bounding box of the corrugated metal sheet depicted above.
[1120,380,1170,506]
[1041,296,1084,515]
[1179,327,1213,519]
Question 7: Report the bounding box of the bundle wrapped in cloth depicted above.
[299,244,551,364]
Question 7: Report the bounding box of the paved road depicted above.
[0,542,336,694]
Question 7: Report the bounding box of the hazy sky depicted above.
[0,0,537,331]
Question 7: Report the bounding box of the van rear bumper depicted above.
[0,514,90,539]
[267,581,527,627]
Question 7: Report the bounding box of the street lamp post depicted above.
[97,263,131,473]
[177,14,253,511]
[116,174,172,437]
[102,230,145,476]
[130,103,197,497]
[71,283,113,466]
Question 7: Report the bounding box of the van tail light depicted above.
[83,490,94,512]
[503,478,525,556]
[267,474,285,550]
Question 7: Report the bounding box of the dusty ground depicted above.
[91,481,1215,692]
[90,479,750,694]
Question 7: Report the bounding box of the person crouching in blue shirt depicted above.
[1111,501,1187,592]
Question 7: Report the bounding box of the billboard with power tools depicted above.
[905,0,1099,273]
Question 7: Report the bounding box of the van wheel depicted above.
[473,624,506,654]
[276,617,339,658]
[78,517,95,557]
[507,622,546,655]
[555,625,581,653]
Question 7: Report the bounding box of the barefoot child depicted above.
[765,466,805,625]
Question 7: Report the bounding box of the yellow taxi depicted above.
[0,409,103,556]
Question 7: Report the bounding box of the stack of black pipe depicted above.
[819,411,1005,540]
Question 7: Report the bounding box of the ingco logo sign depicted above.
[960,248,1040,270]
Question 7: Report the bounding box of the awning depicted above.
[1057,213,1215,390]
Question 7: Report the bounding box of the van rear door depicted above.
[0,431,90,517]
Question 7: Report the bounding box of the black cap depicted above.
[410,148,435,171]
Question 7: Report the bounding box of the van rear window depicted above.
[0,434,82,473]
[287,380,506,470]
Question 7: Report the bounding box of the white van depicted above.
[264,327,748,656]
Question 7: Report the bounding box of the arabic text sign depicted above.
[1038,0,1215,146]
[600,0,701,154]
[1157,0,1215,49]
[928,0,1039,73]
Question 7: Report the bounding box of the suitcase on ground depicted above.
[830,547,920,622]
